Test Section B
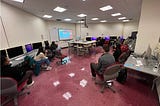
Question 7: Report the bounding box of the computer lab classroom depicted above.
[0,0,160,106]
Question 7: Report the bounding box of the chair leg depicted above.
[106,82,116,93]
[100,84,106,93]
[13,96,18,106]
[1,96,14,106]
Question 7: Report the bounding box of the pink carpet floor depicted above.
[4,47,159,106]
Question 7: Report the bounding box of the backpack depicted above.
[116,68,127,83]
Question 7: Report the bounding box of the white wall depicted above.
[75,21,139,39]
[135,0,160,54]
[123,22,139,37]
[1,2,49,49]
[47,21,76,42]
[47,21,76,47]
[0,2,139,49]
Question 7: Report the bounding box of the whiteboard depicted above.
[49,27,59,42]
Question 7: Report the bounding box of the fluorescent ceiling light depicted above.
[77,14,87,17]
[64,18,72,21]
[111,13,121,17]
[12,0,24,3]
[77,21,84,23]
[123,20,129,22]
[91,18,99,20]
[100,20,107,23]
[53,6,67,12]
[82,0,86,1]
[99,5,113,11]
[118,17,126,20]
[43,15,52,18]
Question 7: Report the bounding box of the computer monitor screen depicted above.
[110,36,117,40]
[44,40,49,45]
[25,44,33,52]
[7,46,24,58]
[131,31,137,39]
[105,36,110,40]
[86,37,91,41]
[0,49,7,57]
[91,37,97,41]
[32,42,42,49]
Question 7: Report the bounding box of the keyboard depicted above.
[15,56,25,61]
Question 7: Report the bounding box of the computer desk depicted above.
[124,55,160,103]
[10,49,38,67]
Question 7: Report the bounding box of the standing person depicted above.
[90,45,115,80]
[1,56,34,87]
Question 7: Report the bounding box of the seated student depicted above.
[1,56,34,87]
[50,41,62,57]
[90,45,115,80]
[33,47,52,75]
[44,43,54,61]
[113,43,122,62]
[44,41,50,50]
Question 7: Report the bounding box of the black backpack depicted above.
[116,68,127,83]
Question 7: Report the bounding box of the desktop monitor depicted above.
[120,36,124,40]
[44,40,49,46]
[105,36,110,40]
[25,44,33,52]
[131,31,137,39]
[91,37,97,41]
[110,36,117,40]
[32,42,42,49]
[7,46,24,59]
[0,49,7,57]
[86,37,91,41]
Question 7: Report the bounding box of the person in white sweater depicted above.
[34,47,52,75]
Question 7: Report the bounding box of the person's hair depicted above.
[103,45,110,52]
[36,47,44,55]
[51,41,55,45]
[103,45,115,52]
[1,56,7,67]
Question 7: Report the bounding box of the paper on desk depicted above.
[136,60,143,66]
[53,81,60,87]
[80,79,87,87]
[132,56,136,59]
[68,73,75,77]
[124,63,134,67]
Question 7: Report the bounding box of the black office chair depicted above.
[0,77,30,106]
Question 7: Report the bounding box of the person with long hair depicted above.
[1,56,34,87]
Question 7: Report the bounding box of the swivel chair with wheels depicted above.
[0,77,30,106]
[95,64,122,93]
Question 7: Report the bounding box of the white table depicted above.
[10,49,38,67]
[124,55,160,103]
[68,41,96,55]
